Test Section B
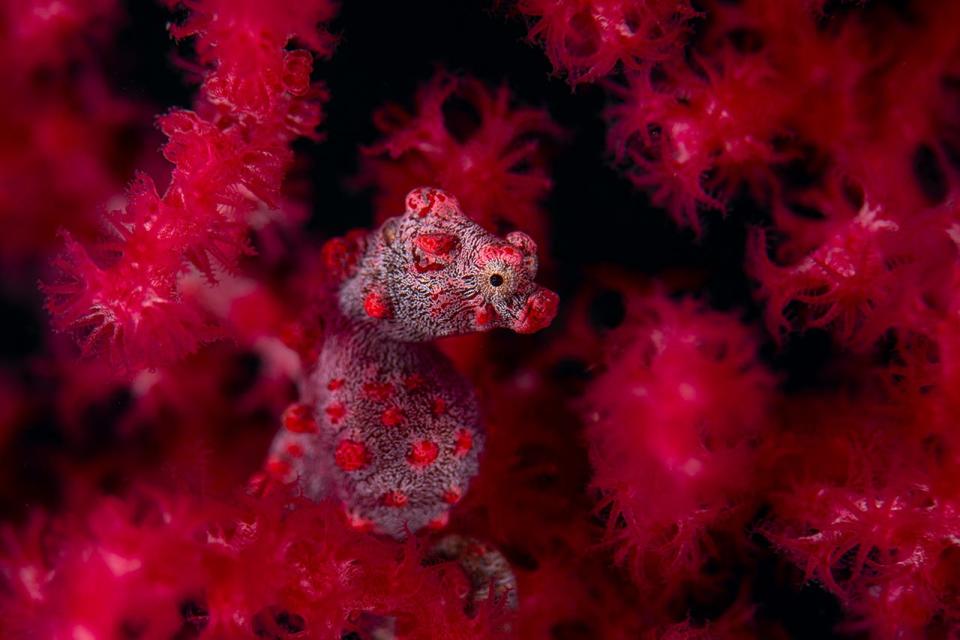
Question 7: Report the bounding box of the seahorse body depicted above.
[267,187,558,538]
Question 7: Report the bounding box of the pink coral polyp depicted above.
[362,73,561,246]
[517,0,696,84]
[43,0,336,371]
[584,293,773,592]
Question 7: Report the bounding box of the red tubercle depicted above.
[381,407,405,427]
[427,512,449,529]
[477,243,523,268]
[285,442,305,458]
[505,230,538,257]
[382,490,409,507]
[415,232,460,255]
[327,378,345,391]
[430,396,447,417]
[406,187,458,219]
[453,429,473,457]
[363,290,393,319]
[409,189,437,217]
[335,440,370,471]
[266,457,292,478]
[442,486,462,504]
[474,303,497,327]
[325,402,347,425]
[513,288,559,334]
[282,403,318,433]
[407,440,440,467]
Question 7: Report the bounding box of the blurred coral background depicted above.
[1,0,959,638]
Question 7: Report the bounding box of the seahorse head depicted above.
[341,187,559,341]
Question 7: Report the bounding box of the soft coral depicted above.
[584,292,774,601]
[515,0,696,84]
[607,52,785,234]
[43,0,336,371]
[0,487,508,639]
[360,73,562,247]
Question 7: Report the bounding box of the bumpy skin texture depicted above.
[341,187,559,341]
[269,188,558,538]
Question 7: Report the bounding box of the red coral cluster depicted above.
[584,292,775,601]
[0,489,504,639]
[515,0,696,84]
[597,0,960,354]
[42,0,336,370]
[0,0,145,263]
[757,391,960,638]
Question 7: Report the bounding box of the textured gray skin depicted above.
[340,187,557,341]
[267,187,557,539]
[312,321,480,537]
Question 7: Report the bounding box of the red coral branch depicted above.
[42,0,337,371]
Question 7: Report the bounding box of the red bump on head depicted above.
[407,440,440,467]
[415,233,460,255]
[417,189,437,217]
[431,396,447,417]
[477,243,524,268]
[405,187,461,218]
[513,287,559,334]
[325,402,347,425]
[406,191,421,213]
[453,429,474,457]
[383,490,408,507]
[327,378,345,391]
[442,487,462,504]
[335,440,369,471]
[381,407,405,427]
[505,230,537,256]
[282,403,317,433]
[363,290,392,319]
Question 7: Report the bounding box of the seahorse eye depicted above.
[489,274,504,287]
